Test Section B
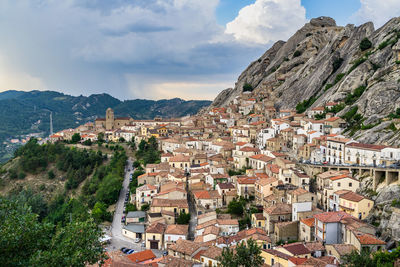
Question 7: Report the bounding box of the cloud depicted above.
[0,0,308,100]
[352,0,400,28]
[225,0,307,45]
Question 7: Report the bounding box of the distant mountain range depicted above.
[0,90,211,161]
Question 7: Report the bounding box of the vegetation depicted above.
[342,246,400,267]
[334,73,345,84]
[386,122,397,131]
[324,83,333,91]
[293,50,302,57]
[347,55,368,74]
[345,86,367,105]
[135,136,161,166]
[141,203,150,211]
[218,239,263,267]
[0,197,105,267]
[388,108,400,119]
[176,211,191,224]
[227,198,245,216]
[359,37,372,51]
[296,96,317,114]
[332,58,344,73]
[243,83,254,92]
[71,133,81,144]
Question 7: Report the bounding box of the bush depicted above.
[293,50,302,57]
[48,170,55,179]
[18,172,26,179]
[71,133,81,144]
[296,96,317,114]
[125,203,137,212]
[359,37,372,51]
[243,83,254,92]
[176,211,190,224]
[345,86,366,105]
[378,40,390,50]
[347,57,367,74]
[342,106,359,122]
[141,203,150,211]
[324,84,333,91]
[387,122,397,131]
[228,199,244,216]
[83,139,92,146]
[396,60,400,65]
[9,169,18,180]
[334,73,345,84]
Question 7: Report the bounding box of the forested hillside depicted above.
[0,90,211,162]
[0,140,129,266]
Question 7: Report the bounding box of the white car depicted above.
[134,238,140,243]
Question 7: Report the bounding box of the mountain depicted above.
[0,90,211,161]
[210,16,400,145]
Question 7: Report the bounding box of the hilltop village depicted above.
[50,90,400,266]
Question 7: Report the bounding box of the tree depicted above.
[243,83,253,92]
[228,199,244,216]
[126,203,137,212]
[176,211,190,224]
[359,37,372,51]
[342,249,375,267]
[30,220,106,267]
[141,203,150,211]
[71,133,81,144]
[97,132,105,143]
[119,137,125,143]
[83,139,92,146]
[218,239,263,267]
[92,201,112,223]
[96,173,122,205]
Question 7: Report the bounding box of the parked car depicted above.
[163,251,168,256]
[126,249,135,255]
[120,247,130,253]
[141,241,146,247]
[121,216,126,223]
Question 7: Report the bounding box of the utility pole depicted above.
[50,112,53,136]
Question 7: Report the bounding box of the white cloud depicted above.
[225,0,307,45]
[352,0,400,28]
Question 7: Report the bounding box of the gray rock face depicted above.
[375,184,400,205]
[210,16,400,145]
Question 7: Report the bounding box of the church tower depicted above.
[105,108,114,130]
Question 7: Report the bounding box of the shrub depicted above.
[396,60,400,64]
[342,106,358,122]
[9,169,18,180]
[243,83,254,92]
[347,57,367,74]
[296,96,317,114]
[18,172,26,179]
[345,86,366,105]
[324,84,333,91]
[293,50,302,57]
[141,203,150,211]
[387,122,397,131]
[48,170,55,179]
[71,133,81,144]
[176,212,191,224]
[334,73,345,84]
[378,40,390,50]
[359,37,372,51]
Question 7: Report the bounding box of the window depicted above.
[349,182,352,187]
[337,182,341,187]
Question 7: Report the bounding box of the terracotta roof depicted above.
[217,219,239,225]
[193,190,221,199]
[201,246,223,260]
[169,155,191,162]
[304,241,325,252]
[265,203,291,215]
[165,224,189,235]
[250,154,274,162]
[289,257,308,265]
[203,225,219,236]
[329,244,357,256]
[151,198,188,208]
[146,222,166,234]
[239,146,260,152]
[346,142,386,151]
[300,217,315,227]
[263,249,291,260]
[217,183,235,190]
[254,213,265,220]
[353,231,386,245]
[314,211,351,223]
[281,243,310,255]
[168,239,206,256]
[237,177,257,184]
[127,250,156,263]
[340,191,366,202]
[158,255,195,267]
[291,188,309,196]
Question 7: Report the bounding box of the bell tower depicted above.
[105,108,114,130]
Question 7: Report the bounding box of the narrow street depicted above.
[186,178,197,240]
[106,157,163,257]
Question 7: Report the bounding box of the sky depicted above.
[0,0,399,101]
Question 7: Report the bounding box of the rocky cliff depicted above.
[210,16,400,145]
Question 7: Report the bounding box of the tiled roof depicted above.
[262,249,291,260]
[250,154,274,162]
[127,250,156,263]
[281,243,310,255]
[304,241,325,252]
[291,188,309,196]
[237,177,257,184]
[146,222,166,234]
[340,191,366,202]
[329,244,357,256]
[168,239,206,256]
[201,246,223,260]
[151,198,188,208]
[314,211,351,223]
[300,217,315,227]
[165,224,189,235]
[346,142,386,151]
[353,231,386,245]
[265,203,291,215]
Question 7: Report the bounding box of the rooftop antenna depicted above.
[50,112,53,136]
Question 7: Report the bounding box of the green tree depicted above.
[359,37,372,51]
[218,239,263,267]
[119,137,125,143]
[71,133,81,144]
[176,211,191,224]
[31,220,106,267]
[96,173,122,205]
[97,132,105,143]
[92,201,112,223]
[228,199,244,216]
[342,248,375,267]
[243,83,253,92]
[126,203,137,212]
